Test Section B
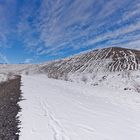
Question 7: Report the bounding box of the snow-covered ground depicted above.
[19,74,140,140]
[0,73,9,82]
[68,70,140,93]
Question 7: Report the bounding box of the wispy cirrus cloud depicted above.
[0,52,9,63]
[0,0,140,63]
[0,0,18,46]
[17,0,140,58]
[24,58,33,64]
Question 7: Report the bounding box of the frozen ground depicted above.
[19,75,140,140]
[0,74,8,82]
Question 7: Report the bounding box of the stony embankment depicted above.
[0,75,21,140]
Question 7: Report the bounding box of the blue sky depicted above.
[0,0,140,63]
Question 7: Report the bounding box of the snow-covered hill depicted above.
[0,47,139,139]
[39,47,140,92]
[41,47,140,79]
[0,47,139,92]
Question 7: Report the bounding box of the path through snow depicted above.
[19,75,140,140]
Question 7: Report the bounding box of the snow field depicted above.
[19,75,140,140]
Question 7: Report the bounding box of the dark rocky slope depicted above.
[40,47,140,79]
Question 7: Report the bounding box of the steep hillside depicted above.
[38,47,140,92]
[40,47,140,77]
[0,47,139,92]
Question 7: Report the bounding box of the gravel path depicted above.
[0,76,21,140]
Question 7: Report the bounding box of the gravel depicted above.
[0,75,21,140]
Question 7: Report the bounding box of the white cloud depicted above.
[24,58,33,64]
[87,21,140,46]
[0,52,9,63]
[0,0,18,48]
[121,39,140,50]
[17,0,140,56]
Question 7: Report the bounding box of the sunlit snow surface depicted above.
[19,75,140,140]
[0,73,9,82]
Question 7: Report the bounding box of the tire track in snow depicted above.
[40,99,71,140]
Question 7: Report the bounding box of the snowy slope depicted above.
[19,75,140,140]
[0,47,139,92]
[38,47,140,92]
[0,64,41,75]
[40,47,140,79]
